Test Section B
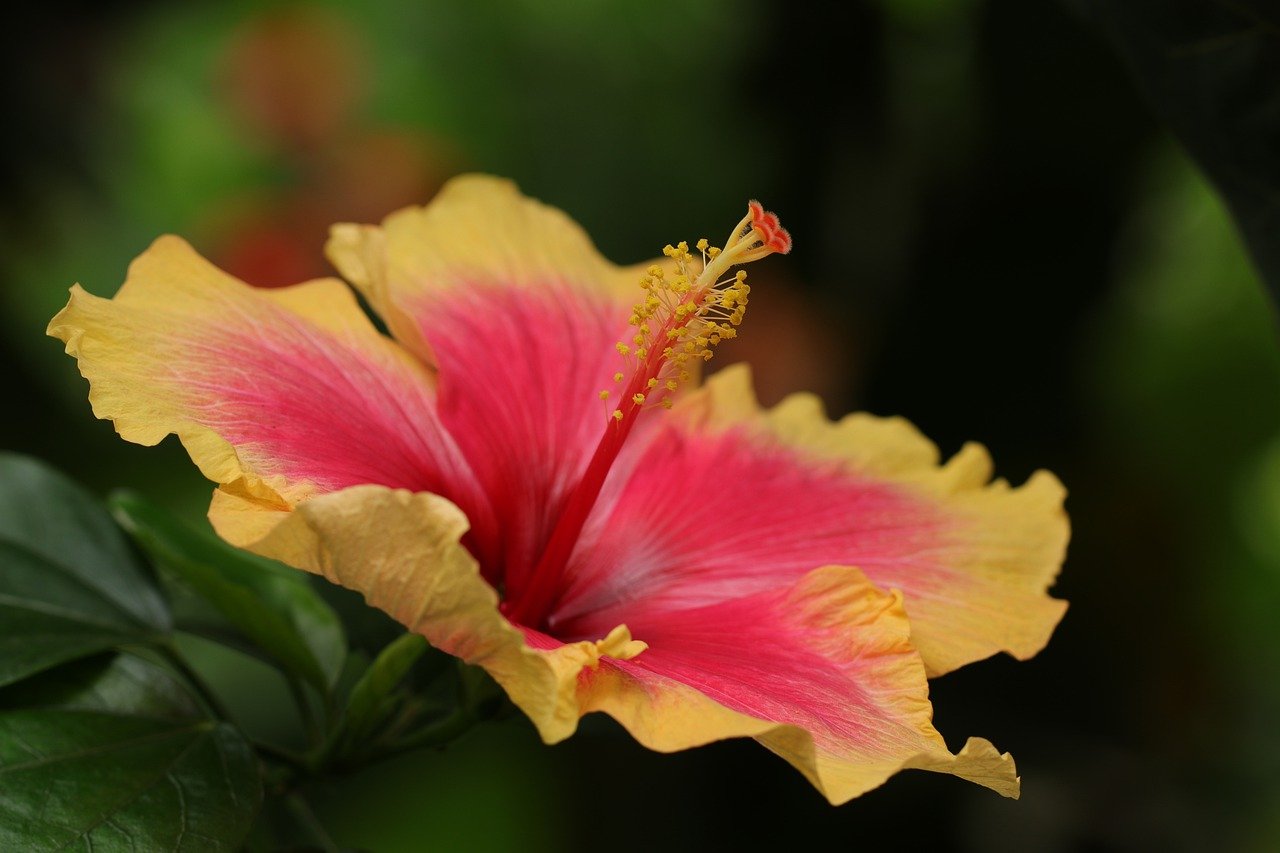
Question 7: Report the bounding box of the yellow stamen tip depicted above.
[604,200,783,421]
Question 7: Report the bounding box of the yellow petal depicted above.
[677,363,1069,676]
[578,565,1019,803]
[211,483,625,744]
[325,174,660,363]
[46,235,466,516]
[216,482,1018,802]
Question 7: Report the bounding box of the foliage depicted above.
[0,454,504,850]
[1070,0,1280,303]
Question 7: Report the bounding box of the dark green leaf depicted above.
[0,453,168,630]
[342,633,429,747]
[314,580,406,657]
[0,542,163,688]
[111,492,346,693]
[0,653,200,720]
[456,660,510,721]
[0,711,260,852]
[1069,0,1280,302]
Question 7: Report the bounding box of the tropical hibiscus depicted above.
[48,175,1067,803]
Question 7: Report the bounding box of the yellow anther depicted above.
[662,398,673,409]
[612,409,624,421]
[608,201,783,420]
[599,390,610,400]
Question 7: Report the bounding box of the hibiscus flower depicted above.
[48,175,1067,803]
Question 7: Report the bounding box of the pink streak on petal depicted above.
[518,626,564,651]
[550,423,942,638]
[610,589,916,754]
[528,582,919,755]
[184,301,498,552]
[411,284,633,593]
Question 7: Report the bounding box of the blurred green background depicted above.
[3,0,1279,850]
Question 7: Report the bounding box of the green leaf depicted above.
[0,711,261,852]
[341,633,429,748]
[110,492,346,694]
[0,542,164,688]
[0,653,200,720]
[1070,0,1280,302]
[0,453,168,630]
[456,659,511,721]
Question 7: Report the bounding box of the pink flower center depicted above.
[501,202,791,630]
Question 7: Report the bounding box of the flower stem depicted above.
[253,740,313,775]
[397,707,476,751]
[360,707,476,765]
[283,792,340,853]
[285,673,322,745]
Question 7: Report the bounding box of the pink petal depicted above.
[552,421,926,636]
[47,236,496,550]
[531,565,1019,802]
[549,370,1065,678]
[415,283,638,592]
